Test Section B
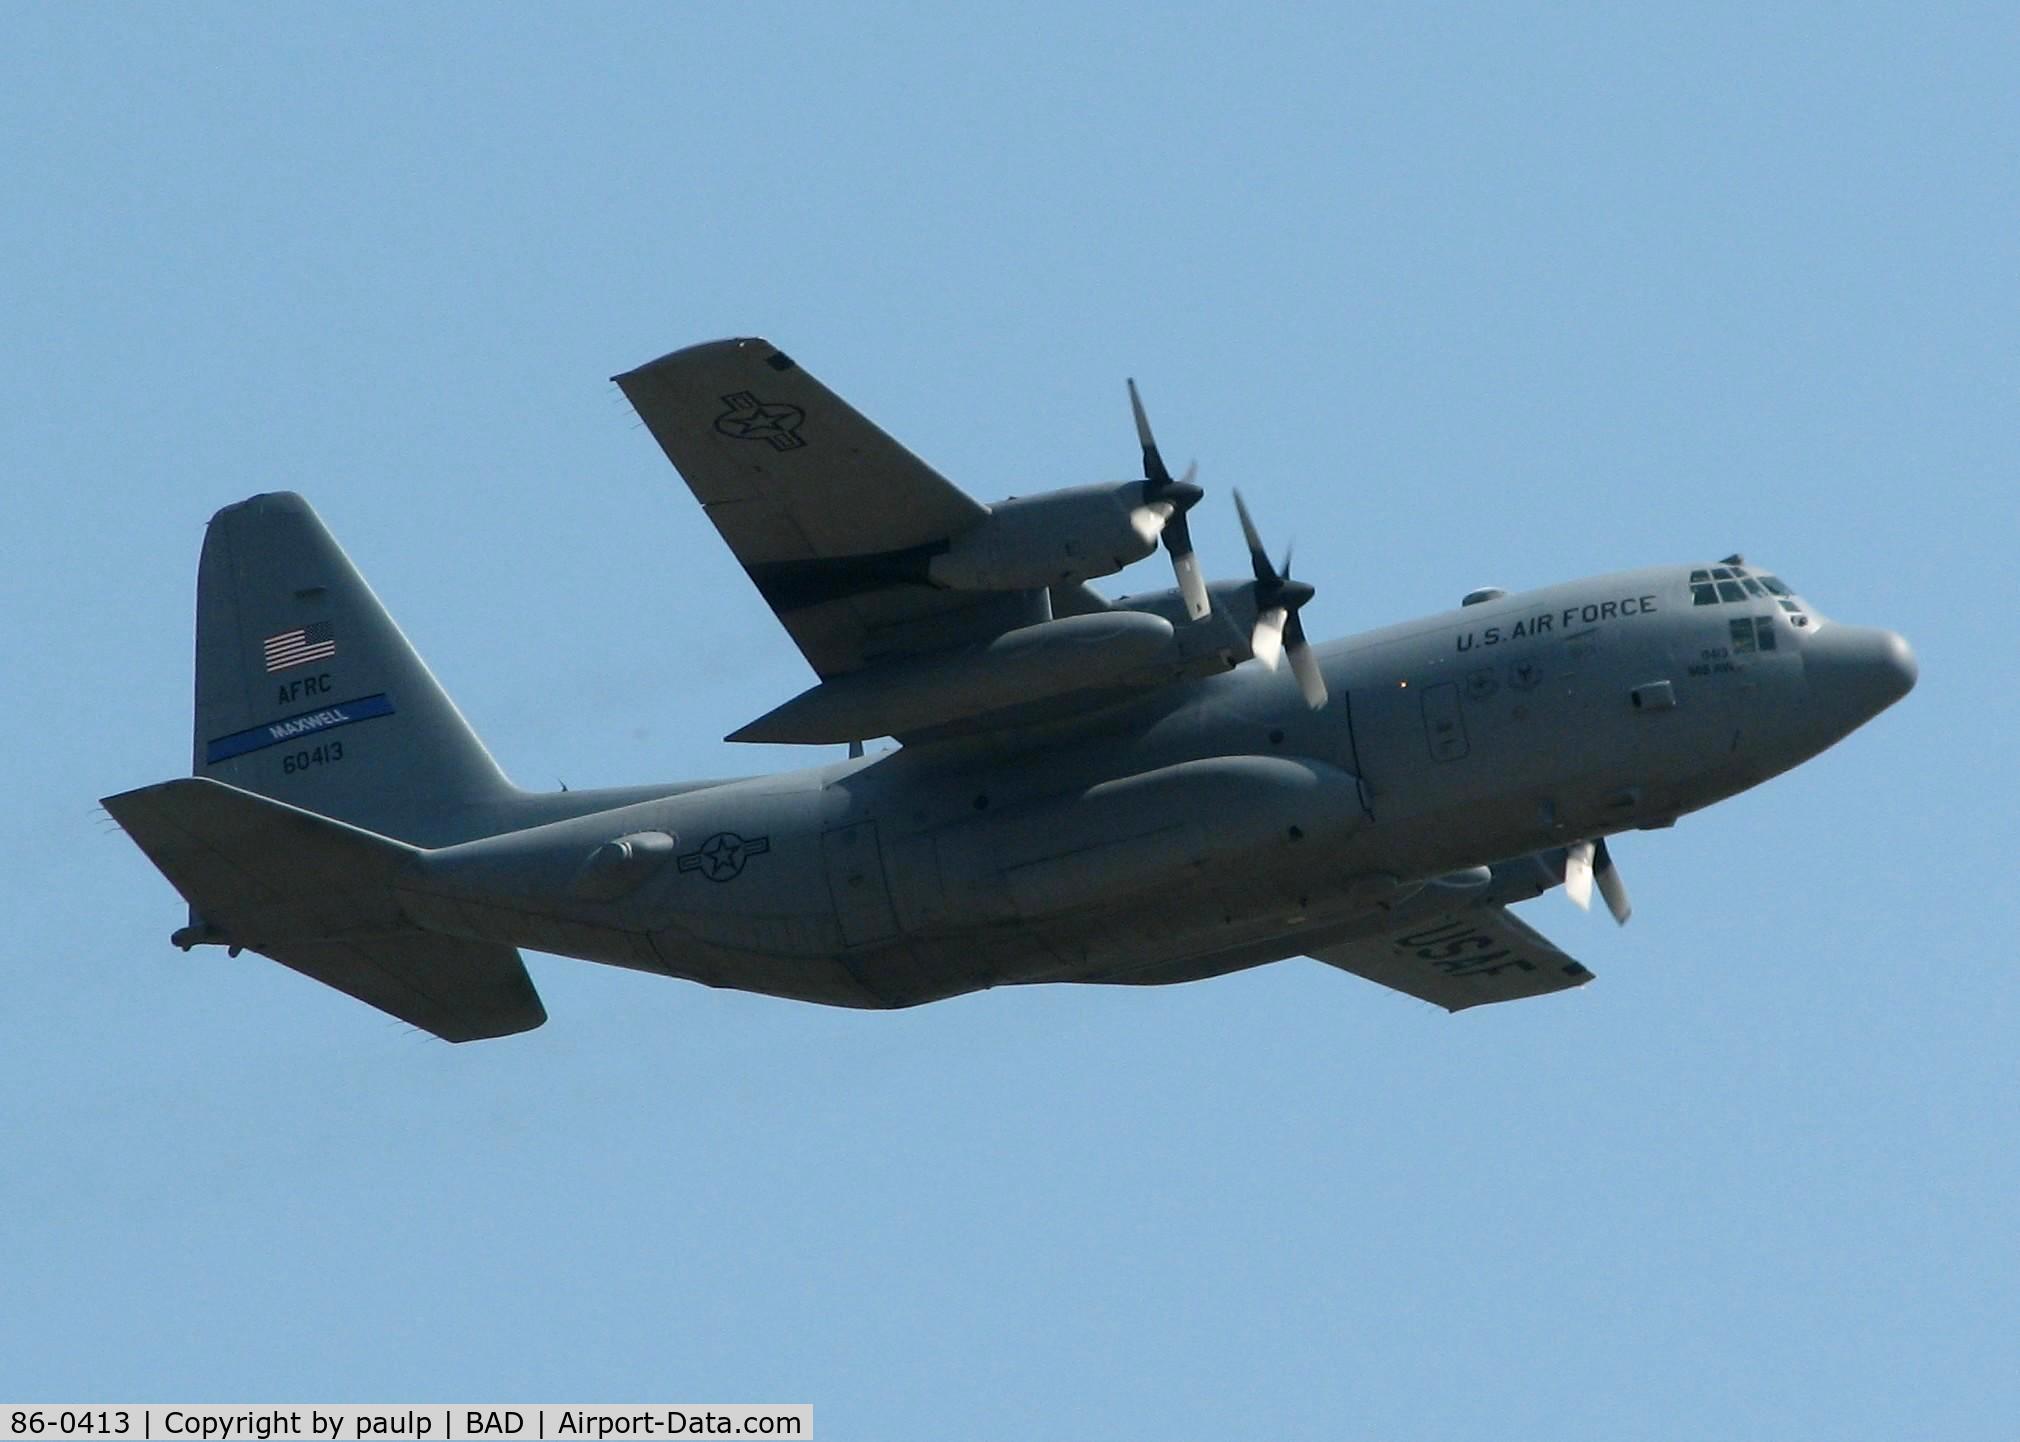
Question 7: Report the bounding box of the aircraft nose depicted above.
[1803,624,1918,722]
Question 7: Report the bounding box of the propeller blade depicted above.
[1169,534,1210,621]
[1164,463,1210,619]
[1285,612,1327,708]
[1287,640,1327,708]
[1233,489,1275,584]
[1127,390,1210,622]
[1234,489,1322,688]
[1593,837,1632,926]
[1252,606,1287,670]
[1126,378,1172,487]
[1563,840,1595,911]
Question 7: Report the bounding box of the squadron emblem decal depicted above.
[678,831,772,882]
[714,392,806,451]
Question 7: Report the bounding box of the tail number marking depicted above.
[281,741,345,774]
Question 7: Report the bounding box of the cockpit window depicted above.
[1692,566,1807,623]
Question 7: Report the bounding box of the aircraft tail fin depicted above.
[101,777,545,1042]
[194,492,517,846]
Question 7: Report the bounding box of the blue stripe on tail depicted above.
[205,693,396,764]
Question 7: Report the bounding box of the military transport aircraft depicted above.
[102,339,1917,1040]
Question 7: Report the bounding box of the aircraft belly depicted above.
[849,928,1064,1006]
[649,928,886,1008]
[1021,854,1372,985]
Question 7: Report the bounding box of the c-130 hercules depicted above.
[104,339,1917,1040]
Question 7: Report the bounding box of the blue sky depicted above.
[5,5,2015,1437]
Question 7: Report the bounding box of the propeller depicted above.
[1126,379,1210,621]
[1563,837,1632,926]
[1232,490,1327,709]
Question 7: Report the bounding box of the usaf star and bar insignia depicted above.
[678,831,772,882]
[714,392,806,451]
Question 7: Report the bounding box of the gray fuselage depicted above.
[392,563,1914,1008]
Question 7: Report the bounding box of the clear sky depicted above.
[5,5,2015,1438]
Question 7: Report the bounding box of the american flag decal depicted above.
[263,621,336,672]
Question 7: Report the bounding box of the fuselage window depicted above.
[1731,616,1778,653]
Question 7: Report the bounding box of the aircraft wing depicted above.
[1308,905,1593,1012]
[615,338,1035,679]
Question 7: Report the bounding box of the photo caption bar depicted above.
[0,1407,810,1441]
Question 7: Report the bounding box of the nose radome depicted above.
[1804,624,1918,721]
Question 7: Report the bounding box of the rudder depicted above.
[195,492,517,845]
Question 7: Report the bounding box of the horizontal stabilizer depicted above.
[240,932,546,1043]
[103,777,544,1041]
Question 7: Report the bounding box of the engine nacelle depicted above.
[927,482,1154,591]
[728,610,1177,744]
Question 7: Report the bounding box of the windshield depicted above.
[1690,565,1809,626]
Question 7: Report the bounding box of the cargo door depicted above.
[822,822,900,948]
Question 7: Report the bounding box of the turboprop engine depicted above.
[927,379,1211,617]
[926,481,1167,591]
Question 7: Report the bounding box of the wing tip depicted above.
[612,336,782,385]
[438,999,549,1042]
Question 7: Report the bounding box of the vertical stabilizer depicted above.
[195,492,517,844]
